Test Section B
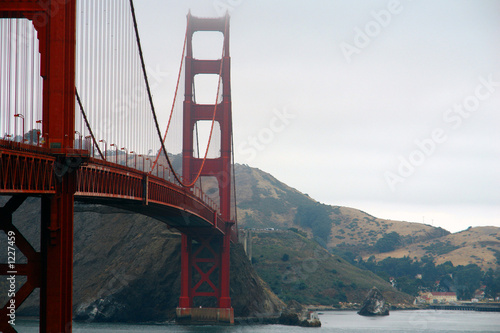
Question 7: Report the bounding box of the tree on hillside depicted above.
[484,269,500,299]
[397,276,421,296]
[422,260,440,287]
[436,261,455,275]
[438,274,454,292]
[454,264,482,300]
[294,203,332,243]
[378,256,417,278]
[375,232,401,253]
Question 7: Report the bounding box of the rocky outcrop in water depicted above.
[278,300,321,327]
[358,287,390,316]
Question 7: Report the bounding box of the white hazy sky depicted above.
[134,1,500,233]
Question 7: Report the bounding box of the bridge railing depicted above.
[0,139,221,224]
[77,139,220,213]
[76,157,224,231]
[0,139,56,194]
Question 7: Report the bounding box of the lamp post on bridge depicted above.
[99,139,107,161]
[130,151,137,169]
[138,155,144,171]
[145,157,150,172]
[14,114,24,143]
[36,120,42,145]
[85,135,92,156]
[110,143,118,164]
[74,131,82,149]
[121,147,128,167]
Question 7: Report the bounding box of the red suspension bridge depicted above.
[0,1,238,331]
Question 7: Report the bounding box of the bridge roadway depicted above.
[0,140,235,240]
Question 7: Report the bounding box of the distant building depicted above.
[474,290,485,300]
[419,292,457,304]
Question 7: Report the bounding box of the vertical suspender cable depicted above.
[31,21,36,136]
[127,4,132,152]
[14,21,18,139]
[84,0,89,139]
[128,0,185,185]
[91,0,97,147]
[97,0,102,144]
[7,21,12,136]
[0,21,3,135]
[149,17,189,172]
[117,0,126,153]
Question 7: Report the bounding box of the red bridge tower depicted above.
[177,12,236,324]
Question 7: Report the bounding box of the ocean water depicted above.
[14,310,500,332]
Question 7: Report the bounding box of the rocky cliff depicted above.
[1,197,283,322]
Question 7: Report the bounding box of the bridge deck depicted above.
[0,142,231,237]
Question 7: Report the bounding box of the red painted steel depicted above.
[182,13,233,221]
[0,1,77,332]
[179,13,234,317]
[0,3,238,331]
[75,158,226,233]
[0,196,41,333]
[0,144,56,194]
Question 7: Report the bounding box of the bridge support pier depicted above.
[0,171,75,333]
[176,307,234,325]
[177,231,234,325]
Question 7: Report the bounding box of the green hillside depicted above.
[248,229,413,306]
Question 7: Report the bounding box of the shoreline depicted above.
[307,304,429,312]
[16,303,500,327]
[308,303,500,313]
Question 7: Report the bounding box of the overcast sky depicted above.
[134,1,500,233]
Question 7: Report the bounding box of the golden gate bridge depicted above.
[0,1,238,331]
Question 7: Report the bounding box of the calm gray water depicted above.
[14,310,500,332]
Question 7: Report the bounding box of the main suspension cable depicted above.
[130,2,228,189]
[149,14,189,174]
[128,0,184,185]
[76,88,105,160]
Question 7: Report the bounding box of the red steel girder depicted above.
[0,195,41,333]
[178,230,232,309]
[0,148,56,194]
[0,0,77,331]
[191,234,220,299]
[0,0,43,17]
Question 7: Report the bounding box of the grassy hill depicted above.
[231,164,498,271]
[248,229,413,306]
[367,226,500,271]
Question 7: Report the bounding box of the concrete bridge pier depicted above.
[176,307,234,325]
